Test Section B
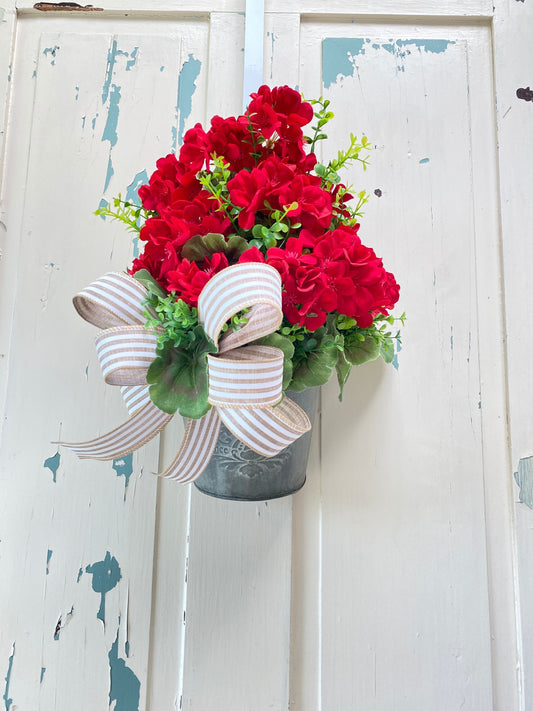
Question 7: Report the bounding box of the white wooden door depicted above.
[0,1,531,709]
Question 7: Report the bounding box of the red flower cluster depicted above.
[131,85,399,329]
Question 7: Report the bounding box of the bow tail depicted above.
[159,407,221,483]
[218,397,312,457]
[57,402,173,461]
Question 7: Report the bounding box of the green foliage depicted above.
[146,325,217,418]
[182,233,251,263]
[95,194,154,233]
[142,290,216,417]
[289,326,340,392]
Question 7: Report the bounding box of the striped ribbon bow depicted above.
[59,263,311,483]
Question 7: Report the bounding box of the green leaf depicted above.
[335,350,352,402]
[182,233,250,263]
[146,325,217,418]
[134,269,167,299]
[255,333,294,390]
[343,330,380,366]
[289,328,338,391]
[379,336,395,364]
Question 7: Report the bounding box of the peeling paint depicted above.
[46,549,53,575]
[322,38,365,88]
[125,47,139,71]
[98,198,110,219]
[419,157,430,164]
[91,113,98,130]
[102,84,121,148]
[514,456,533,509]
[109,624,140,711]
[392,340,402,370]
[160,65,165,72]
[113,453,134,496]
[77,567,83,582]
[86,552,121,623]
[103,156,114,193]
[174,54,201,150]
[40,667,46,684]
[2,644,14,710]
[322,37,455,87]
[44,451,60,482]
[43,45,60,66]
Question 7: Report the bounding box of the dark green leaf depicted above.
[134,269,167,299]
[379,336,395,364]
[335,350,352,402]
[289,329,338,391]
[343,330,380,366]
[146,325,217,418]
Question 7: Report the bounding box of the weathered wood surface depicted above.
[0,4,529,711]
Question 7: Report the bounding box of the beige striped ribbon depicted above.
[58,263,311,483]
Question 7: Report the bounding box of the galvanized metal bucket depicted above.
[194,388,319,501]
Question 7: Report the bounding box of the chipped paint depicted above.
[419,157,430,164]
[322,38,365,87]
[103,157,114,193]
[46,549,53,575]
[322,37,455,87]
[102,84,121,148]
[109,624,140,711]
[98,198,109,219]
[113,453,134,495]
[174,54,201,150]
[86,552,121,623]
[77,567,83,582]
[392,340,402,371]
[44,451,60,482]
[91,114,98,130]
[3,644,14,710]
[514,456,533,509]
[40,667,46,684]
[125,47,139,71]
[43,45,60,66]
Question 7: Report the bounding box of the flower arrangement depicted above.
[97,85,403,421]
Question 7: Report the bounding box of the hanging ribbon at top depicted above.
[58,263,311,483]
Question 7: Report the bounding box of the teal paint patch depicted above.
[102,84,121,148]
[322,38,366,88]
[392,340,402,371]
[102,39,126,103]
[450,326,454,350]
[3,644,14,711]
[514,456,533,509]
[175,54,201,150]
[32,69,36,79]
[112,453,134,496]
[395,38,454,54]
[419,157,430,164]
[43,45,60,66]
[46,549,53,575]
[91,114,98,130]
[86,552,121,623]
[160,65,165,72]
[75,85,79,101]
[104,157,114,193]
[43,451,60,483]
[109,625,140,711]
[77,567,83,582]
[40,667,46,684]
[125,640,130,658]
[126,47,139,71]
[98,198,110,219]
